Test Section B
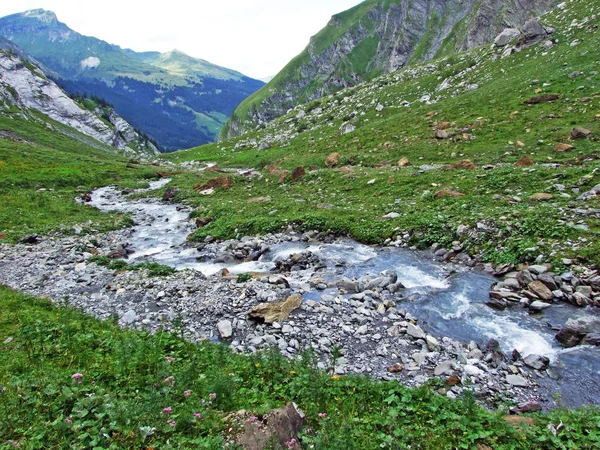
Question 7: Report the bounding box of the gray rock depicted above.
[529,301,552,312]
[506,374,529,387]
[523,354,550,371]
[494,28,520,46]
[121,310,138,325]
[217,320,233,339]
[521,19,547,44]
[434,360,454,376]
[407,323,426,340]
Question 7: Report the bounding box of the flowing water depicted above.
[90,181,600,408]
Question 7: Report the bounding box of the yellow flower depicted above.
[331,375,341,381]
[255,363,260,368]
[290,370,296,375]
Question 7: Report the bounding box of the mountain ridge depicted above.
[0,9,264,151]
[221,0,559,140]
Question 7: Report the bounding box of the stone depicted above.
[217,320,233,339]
[494,28,520,46]
[521,19,547,43]
[341,123,356,135]
[387,363,404,373]
[571,127,591,139]
[525,94,560,104]
[555,143,575,152]
[120,310,138,325]
[162,187,180,201]
[248,295,303,324]
[236,402,305,450]
[515,156,534,167]
[523,354,549,371]
[194,176,232,192]
[434,189,464,199]
[434,360,453,376]
[506,374,529,387]
[290,166,306,182]
[398,157,411,167]
[555,328,585,347]
[527,265,548,275]
[510,402,542,414]
[247,197,271,203]
[530,193,553,201]
[446,375,461,386]
[529,301,552,312]
[406,323,426,340]
[448,159,477,170]
[435,129,450,139]
[486,298,508,311]
[382,212,401,220]
[19,234,39,244]
[528,281,553,301]
[325,152,340,168]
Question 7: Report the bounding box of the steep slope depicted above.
[169,0,599,268]
[222,0,559,139]
[0,9,264,151]
[0,48,158,157]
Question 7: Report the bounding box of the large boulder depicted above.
[236,403,305,450]
[521,19,547,44]
[556,316,600,347]
[494,28,520,47]
[248,295,303,323]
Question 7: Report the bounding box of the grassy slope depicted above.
[1,285,599,449]
[0,113,160,242]
[170,0,600,268]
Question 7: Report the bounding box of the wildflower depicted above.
[162,407,173,415]
[209,393,217,399]
[193,412,201,419]
[165,357,176,363]
[65,418,72,424]
[290,370,296,375]
[331,375,340,381]
[286,438,297,449]
[255,363,260,368]
[71,373,83,380]
[245,416,258,424]
[163,376,175,384]
[318,413,327,418]
[167,420,176,427]
[184,390,192,398]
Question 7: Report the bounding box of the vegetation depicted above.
[88,256,176,277]
[1,285,599,449]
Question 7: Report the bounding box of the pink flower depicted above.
[163,376,175,383]
[193,412,201,419]
[162,407,173,415]
[65,418,72,424]
[209,393,217,399]
[71,373,83,380]
[165,357,175,363]
[167,420,176,427]
[318,413,327,418]
[286,438,297,449]
[184,390,192,398]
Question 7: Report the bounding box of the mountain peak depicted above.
[22,9,58,24]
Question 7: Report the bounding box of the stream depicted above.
[90,179,600,408]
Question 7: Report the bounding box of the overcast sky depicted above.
[0,1,362,79]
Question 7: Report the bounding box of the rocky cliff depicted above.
[0,49,159,156]
[222,0,559,139]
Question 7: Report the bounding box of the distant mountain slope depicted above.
[221,0,558,139]
[0,9,264,151]
[0,48,158,157]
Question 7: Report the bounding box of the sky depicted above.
[0,0,362,80]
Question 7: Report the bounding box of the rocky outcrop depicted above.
[0,50,158,156]
[223,0,559,139]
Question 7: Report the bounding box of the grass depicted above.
[0,113,160,242]
[1,285,599,449]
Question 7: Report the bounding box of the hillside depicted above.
[222,0,559,139]
[0,9,264,151]
[0,48,158,157]
[170,0,599,269]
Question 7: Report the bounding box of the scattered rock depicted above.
[494,28,521,47]
[217,320,233,339]
[530,193,554,201]
[248,295,303,324]
[18,234,39,244]
[291,166,306,182]
[524,94,560,104]
[448,160,477,170]
[387,363,404,373]
[527,281,553,301]
[162,187,180,202]
[247,197,271,203]
[236,402,305,450]
[523,354,549,371]
[406,323,426,340]
[434,189,464,199]
[398,157,411,167]
[529,301,552,312]
[325,152,340,168]
[515,156,534,167]
[435,129,451,139]
[521,19,547,44]
[571,127,591,140]
[555,143,575,152]
[510,401,542,414]
[194,176,232,192]
[506,374,529,387]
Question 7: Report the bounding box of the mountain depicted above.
[221,0,558,139]
[0,47,158,157]
[0,9,264,151]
